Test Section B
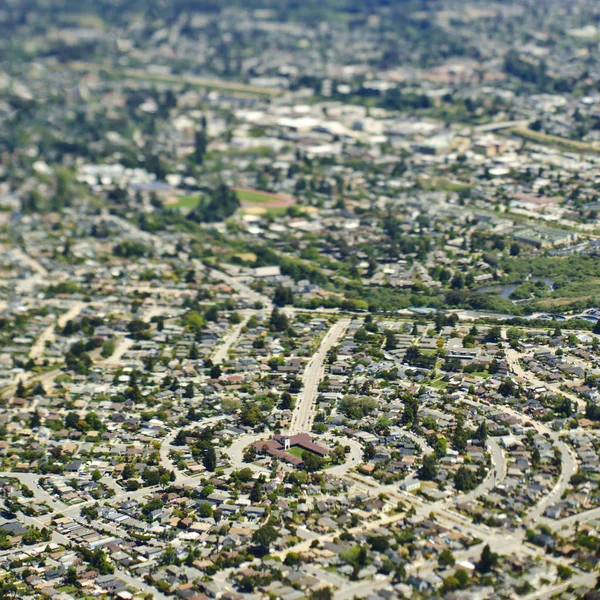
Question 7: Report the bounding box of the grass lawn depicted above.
[286,446,307,459]
[509,127,600,154]
[57,586,78,594]
[430,379,447,389]
[465,371,489,378]
[233,252,258,262]
[236,189,281,204]
[68,62,280,97]
[287,445,335,469]
[418,176,472,192]
[263,206,289,217]
[536,297,593,309]
[169,195,201,210]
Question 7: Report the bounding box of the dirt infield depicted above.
[235,188,297,208]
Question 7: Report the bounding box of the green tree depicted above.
[187,183,240,223]
[65,566,78,585]
[162,545,179,566]
[273,286,294,307]
[269,307,289,332]
[32,382,46,396]
[239,404,264,427]
[393,562,407,582]
[252,524,278,553]
[16,380,26,398]
[438,549,455,568]
[476,544,498,573]
[420,454,438,480]
[284,552,300,566]
[126,480,140,491]
[203,446,217,472]
[85,412,104,431]
[81,505,99,523]
[243,445,257,463]
[452,415,468,452]
[194,130,208,164]
[454,466,479,492]
[122,463,136,480]
[556,564,573,580]
[101,339,116,358]
[353,327,368,342]
[433,437,447,458]
[384,331,397,350]
[204,305,219,322]
[30,410,41,428]
[65,412,80,429]
[455,568,470,588]
[302,451,326,472]
[249,480,263,502]
[477,421,488,443]
[280,392,295,410]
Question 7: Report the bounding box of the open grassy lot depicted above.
[287,446,307,459]
[236,189,284,204]
[68,62,280,97]
[168,195,201,210]
[509,127,600,154]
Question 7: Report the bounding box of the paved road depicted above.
[402,430,433,455]
[324,437,364,477]
[102,336,134,365]
[288,319,351,435]
[541,504,600,532]
[161,415,232,480]
[12,247,48,276]
[158,429,180,479]
[209,268,272,308]
[523,572,597,600]
[506,348,586,412]
[271,508,408,560]
[103,212,272,308]
[3,442,589,600]
[454,437,507,505]
[461,398,579,523]
[101,303,163,365]
[0,472,63,510]
[16,501,171,600]
[29,301,86,360]
[211,315,250,364]
[303,564,349,588]
[334,578,391,600]
[474,119,531,132]
[224,432,273,474]
[525,438,578,522]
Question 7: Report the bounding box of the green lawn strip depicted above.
[508,127,600,154]
[236,189,283,204]
[169,195,201,210]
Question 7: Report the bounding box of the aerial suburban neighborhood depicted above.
[2,0,600,599]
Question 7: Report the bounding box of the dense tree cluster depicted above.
[187,183,240,223]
